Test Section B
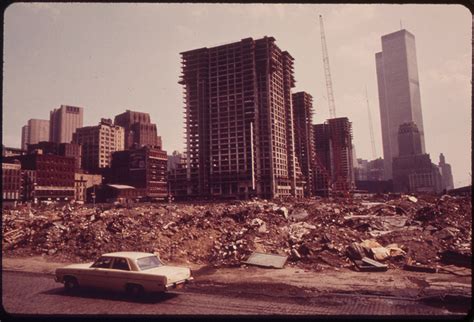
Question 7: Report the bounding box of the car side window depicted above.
[112,257,130,271]
[91,256,113,268]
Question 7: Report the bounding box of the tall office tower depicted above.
[72,118,124,172]
[114,110,162,149]
[50,105,84,144]
[313,117,354,195]
[21,125,29,150]
[375,29,426,179]
[21,119,50,150]
[292,92,316,196]
[438,153,454,191]
[179,36,304,199]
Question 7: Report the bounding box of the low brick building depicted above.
[109,146,168,200]
[2,161,22,204]
[5,153,75,202]
[74,172,103,203]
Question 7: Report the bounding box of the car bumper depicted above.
[165,277,194,291]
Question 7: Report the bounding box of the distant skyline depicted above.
[3,3,471,187]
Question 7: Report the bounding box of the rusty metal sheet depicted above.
[242,252,288,269]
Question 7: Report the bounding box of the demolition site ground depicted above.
[2,193,472,316]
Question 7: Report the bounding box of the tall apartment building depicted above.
[50,105,84,144]
[313,117,354,195]
[376,29,426,179]
[21,119,50,150]
[72,118,124,172]
[114,110,162,149]
[179,36,304,199]
[292,92,315,196]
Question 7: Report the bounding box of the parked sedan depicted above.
[55,251,193,296]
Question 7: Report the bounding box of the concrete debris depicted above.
[242,252,288,269]
[2,194,471,272]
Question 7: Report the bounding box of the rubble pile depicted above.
[2,194,471,271]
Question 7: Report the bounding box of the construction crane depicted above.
[365,86,377,159]
[319,14,336,119]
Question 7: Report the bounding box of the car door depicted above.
[108,257,134,291]
[88,256,114,289]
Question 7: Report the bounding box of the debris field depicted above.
[2,194,472,272]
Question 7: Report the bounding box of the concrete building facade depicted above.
[179,36,304,199]
[114,110,162,149]
[50,105,84,144]
[376,29,426,179]
[392,123,442,193]
[72,118,125,172]
[292,92,316,197]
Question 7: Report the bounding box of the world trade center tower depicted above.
[375,29,426,179]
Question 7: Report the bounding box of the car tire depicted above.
[64,276,79,292]
[126,284,144,299]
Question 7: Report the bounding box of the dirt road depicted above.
[2,271,469,317]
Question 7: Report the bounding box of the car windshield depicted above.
[136,255,163,271]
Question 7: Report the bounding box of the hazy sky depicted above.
[3,3,471,187]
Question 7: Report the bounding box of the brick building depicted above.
[109,146,168,200]
[4,154,75,202]
[114,110,162,149]
[74,173,103,203]
[27,141,82,171]
[2,161,22,203]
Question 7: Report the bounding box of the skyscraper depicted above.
[179,36,304,199]
[438,153,454,191]
[114,110,162,149]
[50,105,84,144]
[21,119,50,150]
[21,125,29,150]
[375,29,426,179]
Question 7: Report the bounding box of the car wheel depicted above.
[126,284,144,299]
[64,277,79,291]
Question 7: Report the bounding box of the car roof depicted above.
[101,251,155,260]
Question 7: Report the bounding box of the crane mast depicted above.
[319,14,336,119]
[365,86,377,159]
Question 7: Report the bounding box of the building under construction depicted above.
[179,36,305,199]
[313,117,355,195]
[292,92,316,197]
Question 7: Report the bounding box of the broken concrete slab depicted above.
[242,252,288,269]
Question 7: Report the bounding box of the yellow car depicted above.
[55,251,193,296]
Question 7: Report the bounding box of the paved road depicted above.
[2,271,468,317]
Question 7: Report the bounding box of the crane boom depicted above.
[365,86,377,159]
[319,14,336,119]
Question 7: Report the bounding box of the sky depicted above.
[3,3,471,188]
